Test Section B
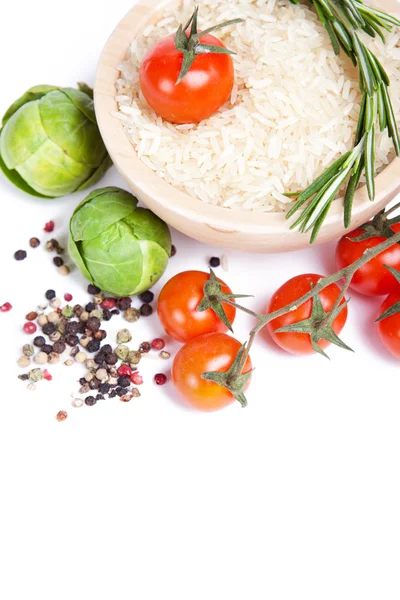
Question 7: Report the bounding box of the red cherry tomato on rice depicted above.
[336,224,400,296]
[172,333,252,412]
[377,291,400,359]
[139,32,235,124]
[265,273,348,355]
[157,270,236,343]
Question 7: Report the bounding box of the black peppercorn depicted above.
[102,344,113,354]
[85,302,96,313]
[209,256,221,268]
[106,354,118,366]
[94,329,107,341]
[118,375,131,388]
[111,309,120,316]
[53,256,64,267]
[42,322,56,335]
[117,387,128,397]
[116,297,132,310]
[87,284,101,295]
[96,394,104,401]
[140,303,153,317]
[41,344,53,354]
[14,250,27,261]
[87,339,101,353]
[99,383,110,394]
[33,336,46,348]
[29,237,40,248]
[79,377,87,386]
[102,309,112,321]
[139,291,154,304]
[89,381,97,390]
[52,341,66,354]
[171,245,177,257]
[94,355,106,366]
[66,334,79,347]
[85,396,97,406]
[109,390,117,398]
[65,321,80,335]
[73,304,84,317]
[45,290,56,300]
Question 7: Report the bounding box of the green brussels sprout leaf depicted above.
[2,85,58,126]
[0,146,50,198]
[77,154,113,192]
[61,87,97,125]
[77,82,94,99]
[68,232,93,282]
[124,207,171,255]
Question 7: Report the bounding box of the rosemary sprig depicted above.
[288,0,400,241]
[198,201,400,406]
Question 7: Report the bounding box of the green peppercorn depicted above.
[62,305,75,318]
[115,345,130,361]
[128,350,141,365]
[29,368,44,382]
[124,308,140,323]
[22,344,35,357]
[117,329,132,344]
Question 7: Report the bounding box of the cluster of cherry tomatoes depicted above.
[156,226,400,412]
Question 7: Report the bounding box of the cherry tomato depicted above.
[336,224,400,296]
[265,273,348,355]
[157,270,236,343]
[377,291,400,358]
[172,333,252,412]
[139,32,234,124]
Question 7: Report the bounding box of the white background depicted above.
[1,1,400,598]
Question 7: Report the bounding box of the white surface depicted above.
[1,2,400,599]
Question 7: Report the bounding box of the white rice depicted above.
[115,0,400,213]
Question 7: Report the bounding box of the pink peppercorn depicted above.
[151,338,165,351]
[131,372,143,385]
[154,373,167,386]
[43,369,52,381]
[0,302,12,312]
[64,293,73,302]
[118,364,133,377]
[23,322,37,334]
[101,298,116,309]
[44,220,55,233]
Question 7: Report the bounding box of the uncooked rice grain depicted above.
[115,0,400,213]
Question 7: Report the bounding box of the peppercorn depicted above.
[49,331,62,342]
[73,304,84,317]
[66,334,79,347]
[65,321,80,335]
[115,345,130,361]
[64,359,74,366]
[140,303,153,317]
[48,352,60,364]
[94,293,105,305]
[18,356,31,368]
[96,394,104,401]
[128,350,141,365]
[14,250,27,261]
[70,347,79,358]
[111,309,120,316]
[37,315,48,327]
[118,375,131,388]
[131,372,143,385]
[57,319,67,334]
[85,396,97,406]
[131,388,141,398]
[44,220,55,233]
[29,368,43,382]
[58,265,70,276]
[154,373,167,386]
[51,341,65,354]
[34,352,48,365]
[85,359,96,369]
[18,374,29,381]
[159,350,171,360]
[75,351,87,363]
[56,410,68,422]
[27,383,37,391]
[171,245,177,257]
[88,284,101,295]
[53,256,64,267]
[50,297,61,309]
[47,311,60,324]
[23,322,37,334]
[26,311,38,321]
[102,309,112,322]
[94,354,106,366]
[139,290,154,304]
[139,342,151,354]
[72,398,84,408]
[95,368,108,382]
[79,383,90,394]
[151,338,165,350]
[61,305,74,318]
[45,289,56,300]
[124,307,140,323]
[101,298,116,310]
[22,344,35,357]
[33,336,45,348]
[64,293,73,302]
[29,237,40,248]
[117,329,132,344]
[116,297,132,310]
[42,322,56,335]
[1,302,12,312]
[102,344,113,354]
[109,390,117,398]
[94,329,107,341]
[41,344,53,354]
[99,383,110,394]
[116,387,129,397]
[120,394,132,403]
[87,339,101,353]
[85,302,96,313]
[209,256,221,268]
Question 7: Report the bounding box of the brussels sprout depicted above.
[0,83,112,198]
[69,187,171,296]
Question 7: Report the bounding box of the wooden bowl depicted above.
[95,0,400,252]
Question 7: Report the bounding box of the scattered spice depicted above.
[43,370,52,381]
[14,250,27,261]
[101,298,116,310]
[34,352,48,365]
[29,237,40,248]
[171,245,177,257]
[18,356,31,368]
[29,368,43,382]
[53,256,64,267]
[22,344,35,356]
[56,410,68,422]
[26,311,38,321]
[23,322,37,335]
[72,398,84,408]
[131,372,143,385]
[221,255,229,272]
[160,350,171,360]
[116,297,132,310]
[46,239,64,253]
[45,290,56,300]
[27,383,36,391]
[139,291,154,304]
[85,396,97,406]
[58,265,70,276]
[44,220,55,233]
[64,359,74,366]
[87,284,101,295]
[64,293,73,302]
[33,336,45,347]
[139,342,151,354]
[209,256,221,268]
[140,303,153,317]
[37,315,48,327]
[124,307,140,323]
[152,338,165,350]
[0,302,12,312]
[117,329,132,344]
[154,373,167,386]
